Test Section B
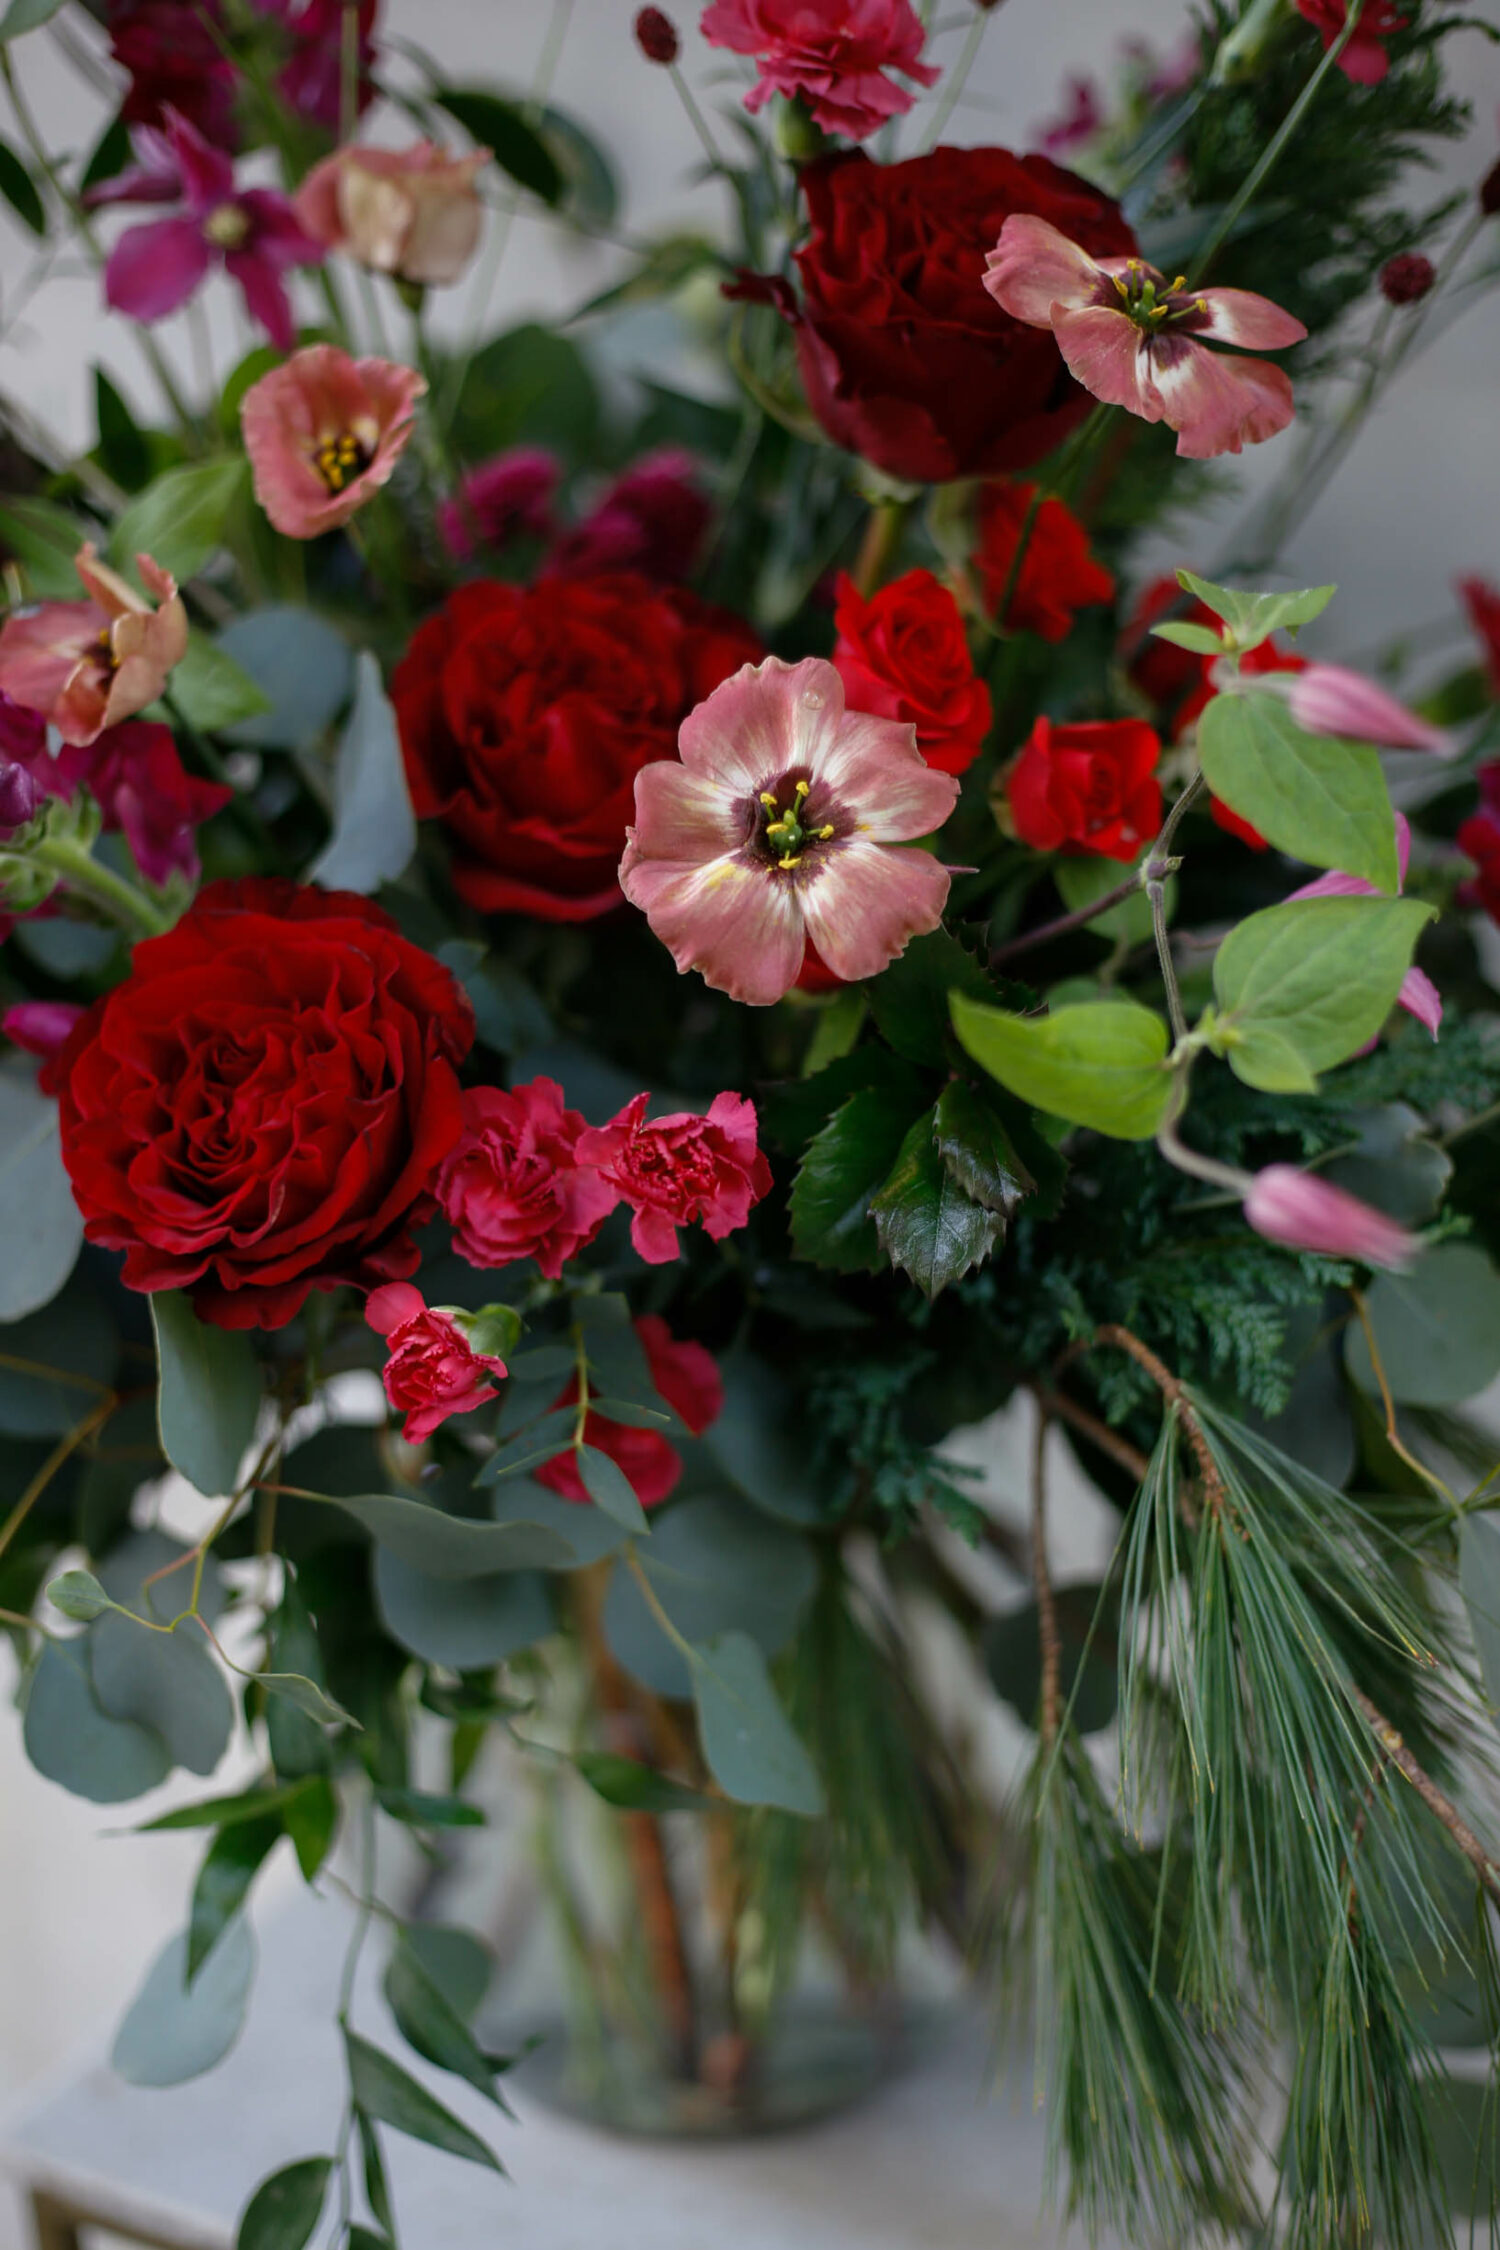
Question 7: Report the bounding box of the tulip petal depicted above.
[798,838,950,984]
[104,216,210,324]
[1052,307,1164,422]
[982,213,1109,327]
[1193,288,1308,349]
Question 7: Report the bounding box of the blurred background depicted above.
[0,0,1498,2209]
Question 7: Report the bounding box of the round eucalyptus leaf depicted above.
[112,1918,256,2088]
[22,1639,170,1804]
[1345,1244,1500,1407]
[603,1493,817,1698]
[374,1549,553,1669]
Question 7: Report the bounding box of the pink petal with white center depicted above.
[1192,288,1307,350]
[982,214,1108,328]
[1288,662,1448,753]
[630,758,747,862]
[1052,306,1164,422]
[619,842,807,1006]
[677,656,847,798]
[1399,965,1442,1038]
[1148,339,1295,458]
[798,838,950,985]
[814,709,959,842]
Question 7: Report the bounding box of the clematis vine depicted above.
[620,656,957,1007]
[240,345,426,539]
[99,109,321,351]
[0,545,187,747]
[983,216,1306,459]
[1287,813,1441,1039]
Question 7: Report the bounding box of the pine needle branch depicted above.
[1351,1686,1500,1910]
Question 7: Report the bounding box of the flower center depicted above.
[1111,259,1204,333]
[758,776,836,871]
[202,201,251,250]
[313,429,374,493]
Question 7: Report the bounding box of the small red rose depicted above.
[535,1314,724,1509]
[973,480,1114,642]
[576,1091,772,1265]
[367,1283,508,1445]
[1007,715,1162,862]
[437,1078,619,1280]
[832,568,992,778]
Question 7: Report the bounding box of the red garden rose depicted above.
[535,1313,724,1510]
[1007,715,1162,861]
[575,1090,772,1264]
[53,879,473,1330]
[392,572,762,921]
[784,146,1136,484]
[974,479,1114,640]
[832,568,992,776]
[437,1077,619,1280]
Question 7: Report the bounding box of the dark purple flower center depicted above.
[1109,258,1210,337]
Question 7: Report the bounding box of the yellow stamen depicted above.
[777,852,801,870]
[759,791,778,810]
[815,824,835,840]
[793,779,810,801]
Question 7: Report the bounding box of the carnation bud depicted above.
[1480,154,1500,219]
[1379,252,1435,305]
[1243,1166,1417,1271]
[774,94,831,164]
[634,5,679,63]
[0,757,40,835]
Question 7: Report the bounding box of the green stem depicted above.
[624,1546,701,1670]
[920,6,990,151]
[30,838,172,939]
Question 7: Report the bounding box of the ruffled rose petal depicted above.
[1192,288,1308,350]
[619,844,807,1005]
[982,213,1108,328]
[1052,306,1165,421]
[798,838,949,984]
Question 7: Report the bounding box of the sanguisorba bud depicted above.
[1380,252,1435,305]
[634,6,680,63]
[1481,154,1500,219]
[0,758,39,835]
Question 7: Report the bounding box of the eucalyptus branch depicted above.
[333,1791,378,2239]
[0,1392,117,1569]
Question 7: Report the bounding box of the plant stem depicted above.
[1351,1688,1500,1907]
[0,1393,117,1569]
[1036,1384,1152,1485]
[988,869,1144,967]
[920,5,991,150]
[1030,1399,1061,1746]
[850,496,911,598]
[1088,1323,1226,1518]
[1349,1288,1457,1508]
[29,837,172,940]
[332,1790,378,2240]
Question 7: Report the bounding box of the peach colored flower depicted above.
[983,215,1306,460]
[295,141,489,288]
[620,655,957,1007]
[0,544,187,748]
[240,344,426,539]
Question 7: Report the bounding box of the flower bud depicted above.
[0,757,40,834]
[1480,154,1500,219]
[634,6,680,62]
[1287,661,1448,753]
[1244,1166,1417,1270]
[1380,252,1435,305]
[1209,0,1286,84]
[2,1000,85,1092]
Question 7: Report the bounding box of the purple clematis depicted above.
[100,109,322,351]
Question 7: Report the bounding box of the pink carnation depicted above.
[700,0,938,141]
[436,449,559,563]
[436,1078,619,1280]
[0,545,187,748]
[576,1090,772,1264]
[1243,1167,1417,1271]
[365,1282,508,1445]
[547,450,711,584]
[241,345,426,541]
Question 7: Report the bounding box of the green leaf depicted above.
[111,459,247,584]
[0,0,65,42]
[254,1669,358,1729]
[0,1065,84,1319]
[0,497,88,597]
[264,1578,332,1782]
[234,2158,332,2250]
[870,1111,1002,1299]
[382,1935,509,2109]
[137,1777,325,1834]
[0,131,43,231]
[434,87,564,204]
[316,1488,576,1575]
[951,992,1172,1141]
[90,1614,236,1777]
[435,940,552,1056]
[1149,620,1227,655]
[152,1290,263,1497]
[450,322,598,464]
[574,1749,719,1813]
[1211,896,1435,1092]
[801,985,868,1077]
[1459,1514,1500,1734]
[788,1086,921,1272]
[165,632,273,732]
[0,1278,118,1436]
[703,1348,842,1526]
[474,1405,580,1484]
[534,100,619,227]
[575,1443,651,1534]
[215,608,353,752]
[1197,692,1399,892]
[866,926,1014,1067]
[604,1494,817,1699]
[1055,854,1167,947]
[112,1919,256,2087]
[46,1568,111,1622]
[79,111,130,195]
[375,1787,486,1829]
[309,652,416,894]
[403,1925,493,2022]
[94,366,151,488]
[344,2031,504,2171]
[23,1639,169,1803]
[374,1549,552,1668]
[1346,1245,1500,1407]
[588,1397,671,1428]
[188,1816,280,1981]
[357,2115,395,2241]
[1175,570,1336,649]
[690,1631,824,1816]
[281,1773,338,1881]
[932,1079,1035,1216]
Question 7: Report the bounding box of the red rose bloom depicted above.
[831,568,992,777]
[785,147,1136,485]
[392,573,761,921]
[54,879,473,1330]
[437,1077,619,1280]
[1460,578,1500,698]
[366,1283,507,1446]
[576,1091,772,1265]
[1459,764,1500,923]
[1007,715,1162,862]
[535,1314,724,1509]
[974,480,1114,640]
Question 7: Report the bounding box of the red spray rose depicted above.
[782,147,1136,485]
[436,1078,619,1280]
[1460,578,1500,698]
[576,1091,772,1264]
[392,573,761,922]
[832,569,991,776]
[366,1283,508,1445]
[535,1315,724,1509]
[1007,715,1162,862]
[973,480,1114,640]
[53,880,473,1330]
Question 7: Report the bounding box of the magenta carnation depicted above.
[700,0,938,141]
[576,1090,773,1264]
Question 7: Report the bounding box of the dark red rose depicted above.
[832,567,991,776]
[108,0,241,144]
[392,572,761,921]
[54,879,473,1331]
[1460,578,1500,697]
[786,146,1136,484]
[1007,716,1161,862]
[535,1314,724,1510]
[974,479,1114,640]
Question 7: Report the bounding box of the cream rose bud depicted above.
[296,141,490,288]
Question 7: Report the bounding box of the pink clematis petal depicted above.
[799,837,951,984]
[982,213,1108,327]
[1148,338,1295,458]
[224,247,298,350]
[619,842,808,1007]
[1399,965,1443,1038]
[1192,288,1308,350]
[104,215,211,324]
[160,106,234,214]
[1052,306,1164,421]
[1288,661,1448,754]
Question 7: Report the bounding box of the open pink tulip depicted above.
[241,345,426,539]
[296,142,489,289]
[0,546,188,748]
[1243,1166,1417,1270]
[101,109,321,350]
[983,216,1306,460]
[1287,812,1441,1039]
[620,655,957,1007]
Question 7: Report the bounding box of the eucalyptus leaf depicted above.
[576,1443,651,1534]
[112,1919,256,2087]
[216,608,353,751]
[0,0,66,45]
[374,1548,552,1668]
[46,1568,111,1622]
[1346,1245,1500,1407]
[0,1279,118,1437]
[165,633,272,732]
[310,653,416,894]
[0,1067,83,1319]
[574,1750,719,1813]
[703,1349,840,1526]
[376,1788,485,1829]
[188,1816,280,1981]
[152,1290,263,1497]
[603,1494,817,1698]
[90,1612,235,1778]
[690,1631,824,1816]
[23,1638,169,1803]
[317,1489,575,1576]
[951,993,1172,1141]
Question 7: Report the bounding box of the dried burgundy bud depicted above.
[634,6,680,63]
[1380,252,1435,305]
[0,758,40,834]
[1482,154,1500,219]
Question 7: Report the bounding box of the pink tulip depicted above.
[1286,660,1448,754]
[0,545,188,748]
[1243,1166,1417,1270]
[295,142,489,289]
[240,345,426,540]
[983,215,1305,460]
[620,654,957,1007]
[1288,813,1441,1039]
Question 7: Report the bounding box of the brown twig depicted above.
[1090,1323,1227,1518]
[1351,1687,1500,1908]
[0,1392,117,1569]
[1037,1384,1152,1485]
[1031,1400,1061,1746]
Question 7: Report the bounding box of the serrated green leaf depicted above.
[951,993,1172,1141]
[870,1112,1002,1299]
[152,1290,262,1497]
[1197,692,1399,891]
[788,1086,920,1271]
[933,1079,1035,1215]
[1212,896,1434,1091]
[234,2157,332,2250]
[867,925,1017,1066]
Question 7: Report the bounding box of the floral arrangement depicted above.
[2,0,1500,2241]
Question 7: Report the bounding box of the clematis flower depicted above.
[436,448,559,563]
[260,0,379,131]
[619,655,958,1007]
[983,216,1306,460]
[1294,0,1408,86]
[240,345,426,540]
[1281,661,1447,753]
[0,545,187,748]
[576,1090,772,1265]
[699,0,939,142]
[1244,1166,1417,1270]
[295,141,489,289]
[1288,813,1440,1039]
[366,1282,508,1445]
[101,109,321,352]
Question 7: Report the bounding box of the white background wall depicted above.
[1,0,1499,2199]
